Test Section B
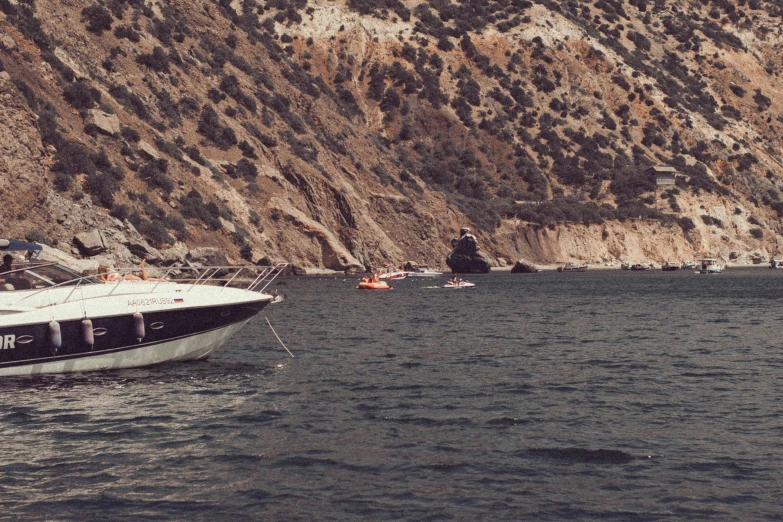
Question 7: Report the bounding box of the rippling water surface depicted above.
[2,269,783,520]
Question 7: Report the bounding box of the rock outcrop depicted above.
[511,260,539,273]
[446,228,492,274]
[87,109,120,136]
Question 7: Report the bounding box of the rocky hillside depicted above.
[2,0,783,270]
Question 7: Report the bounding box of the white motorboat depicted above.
[557,263,588,272]
[696,258,723,274]
[0,239,287,377]
[406,265,443,278]
[377,265,408,280]
[662,261,680,271]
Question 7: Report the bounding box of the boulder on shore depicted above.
[446,227,492,273]
[511,260,539,273]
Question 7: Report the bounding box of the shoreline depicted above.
[491,262,773,272]
[303,262,774,276]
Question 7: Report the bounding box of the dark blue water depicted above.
[2,269,783,520]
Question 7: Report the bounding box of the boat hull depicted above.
[378,272,407,280]
[0,301,268,377]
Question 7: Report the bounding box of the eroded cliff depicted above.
[2,0,783,269]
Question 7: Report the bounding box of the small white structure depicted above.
[647,165,678,186]
[647,166,678,208]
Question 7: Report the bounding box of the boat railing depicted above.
[10,263,289,305]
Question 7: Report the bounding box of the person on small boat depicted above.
[449,275,461,285]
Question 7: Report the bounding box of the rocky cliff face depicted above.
[0,70,49,238]
[2,0,783,270]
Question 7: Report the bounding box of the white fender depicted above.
[133,312,145,341]
[82,319,94,347]
[49,321,62,351]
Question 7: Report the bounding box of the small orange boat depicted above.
[357,281,391,290]
[356,275,391,290]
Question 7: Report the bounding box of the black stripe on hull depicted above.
[0,301,268,370]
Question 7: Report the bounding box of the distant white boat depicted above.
[661,261,680,271]
[681,260,696,269]
[557,263,587,272]
[443,278,475,288]
[406,266,443,278]
[697,258,723,274]
[377,266,408,280]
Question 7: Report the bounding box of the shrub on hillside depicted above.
[682,162,727,194]
[84,171,119,208]
[235,158,258,181]
[129,211,173,247]
[178,96,200,117]
[197,105,237,149]
[678,216,696,233]
[109,84,149,120]
[729,83,746,97]
[179,189,222,230]
[63,82,101,110]
[136,46,170,73]
[81,4,112,35]
[164,214,189,241]
[701,215,724,228]
[753,89,772,111]
[138,159,174,195]
[50,141,97,191]
[243,122,278,148]
[120,126,140,143]
[109,203,130,221]
[114,25,141,42]
[609,167,655,201]
[239,140,258,159]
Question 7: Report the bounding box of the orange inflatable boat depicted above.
[356,277,391,290]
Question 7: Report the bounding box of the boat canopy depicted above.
[0,239,43,252]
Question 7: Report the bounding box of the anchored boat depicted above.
[557,263,588,272]
[696,258,723,274]
[406,265,443,278]
[0,239,287,377]
[662,261,681,271]
[443,276,475,288]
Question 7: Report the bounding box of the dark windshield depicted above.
[26,264,95,286]
[0,263,95,291]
